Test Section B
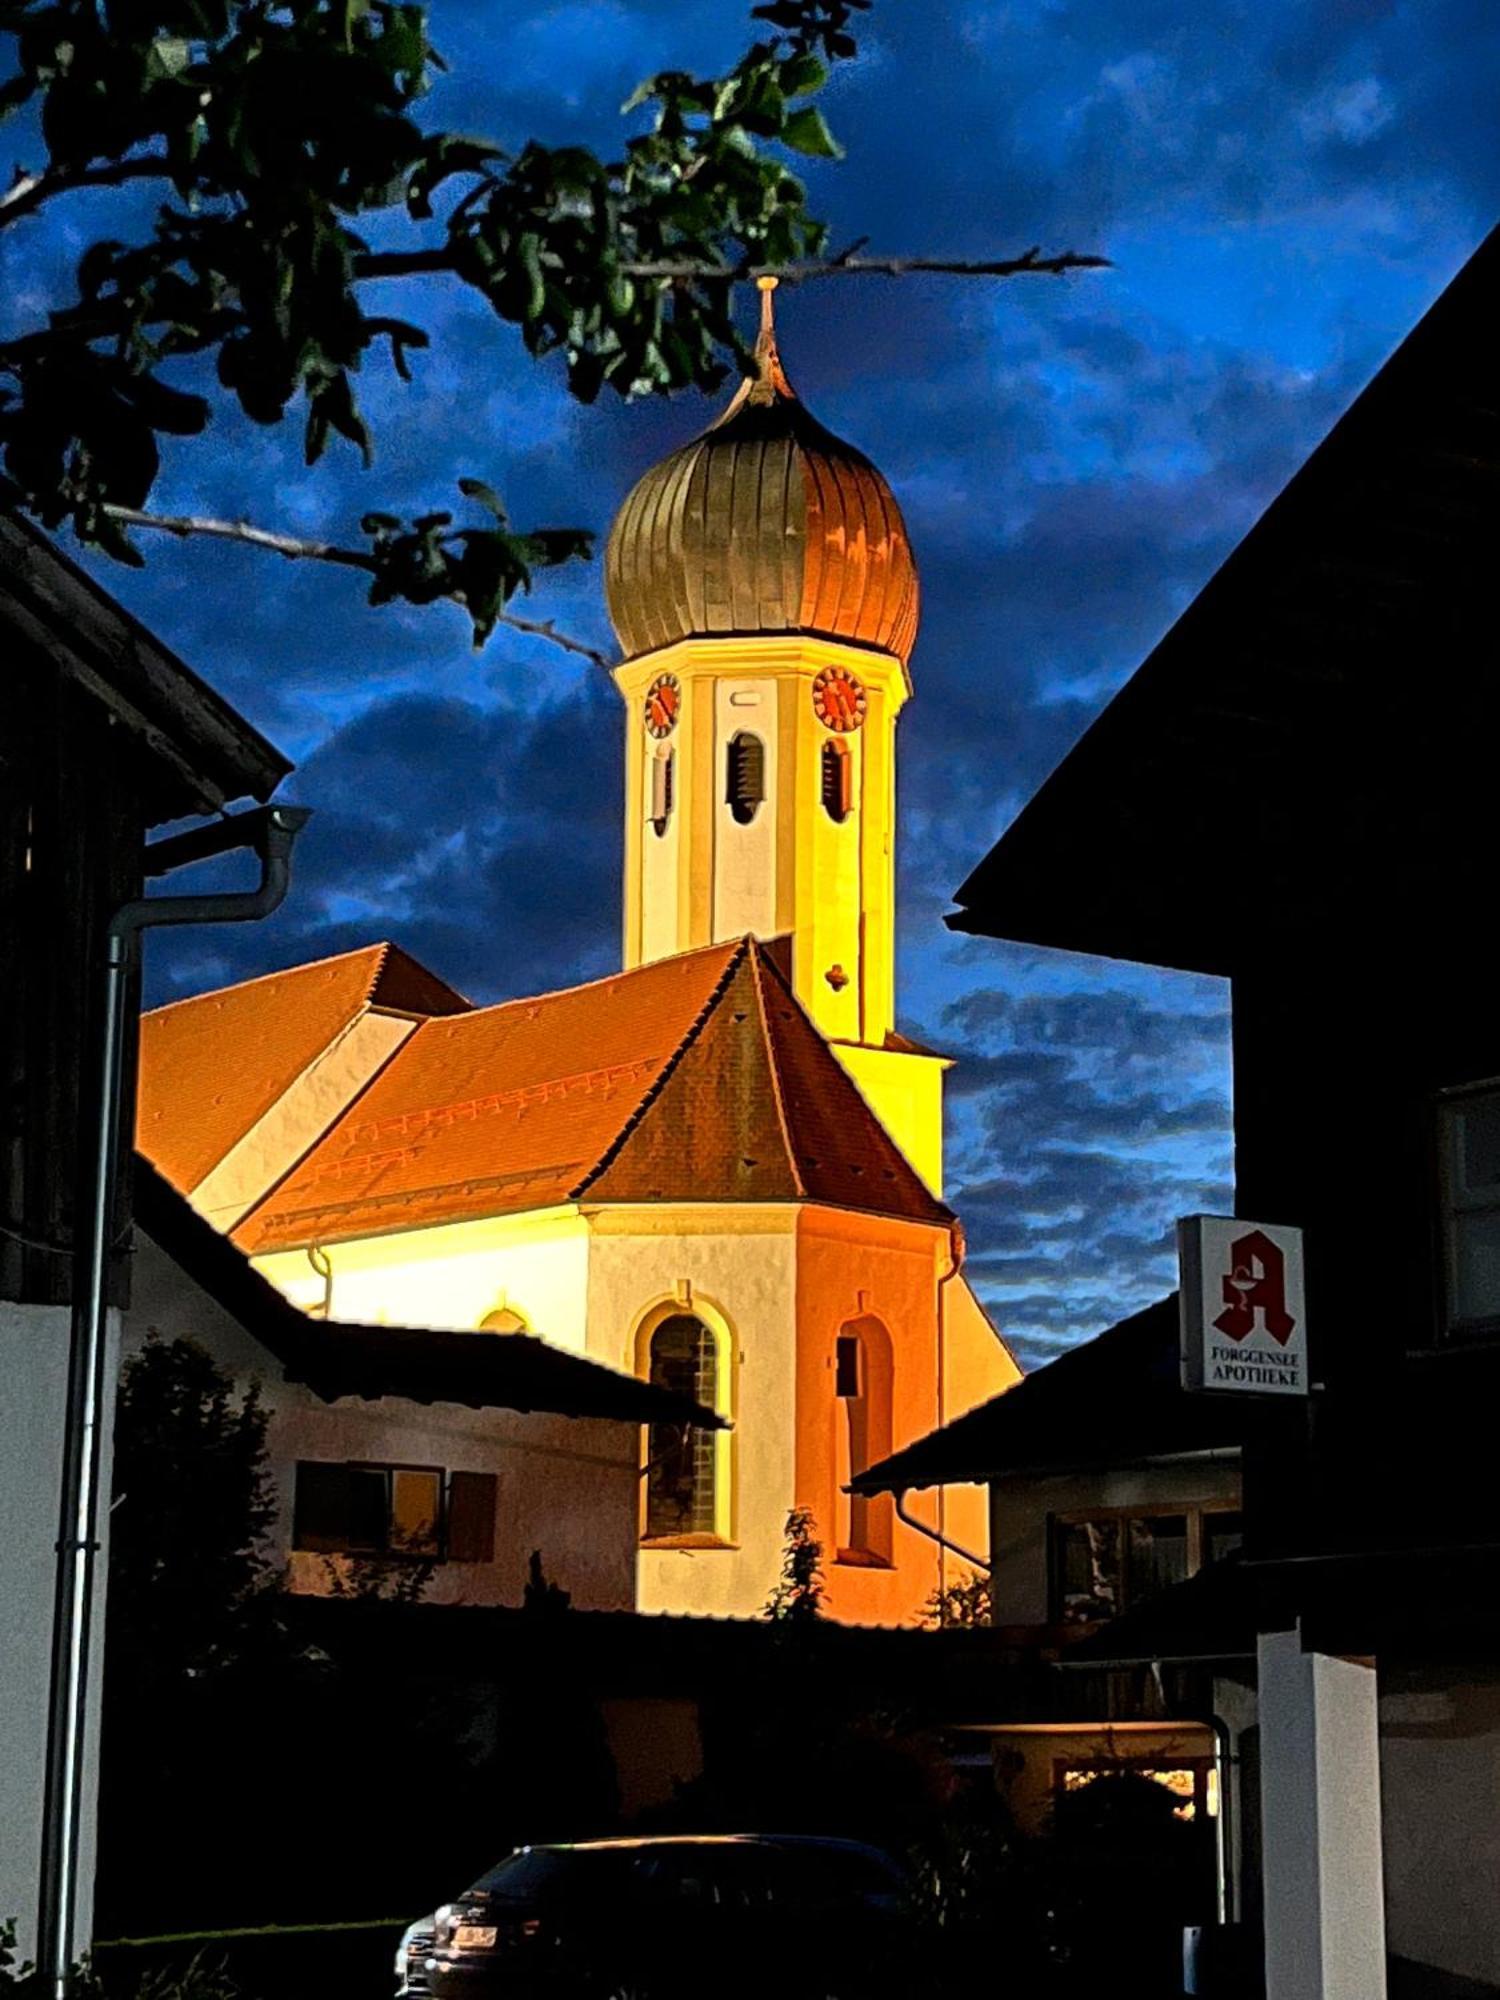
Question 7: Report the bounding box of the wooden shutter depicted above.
[447,1471,498,1563]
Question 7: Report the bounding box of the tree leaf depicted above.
[781,104,841,157]
[457,476,507,520]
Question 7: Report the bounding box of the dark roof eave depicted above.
[133,1156,721,1429]
[2,512,290,816]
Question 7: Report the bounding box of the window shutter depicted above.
[726,732,766,825]
[293,1461,351,1552]
[448,1471,498,1563]
[650,749,674,836]
[821,739,852,822]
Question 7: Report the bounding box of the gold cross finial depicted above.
[750,273,789,404]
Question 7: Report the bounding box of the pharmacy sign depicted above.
[1178,1215,1308,1397]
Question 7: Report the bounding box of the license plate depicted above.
[453,1927,497,1951]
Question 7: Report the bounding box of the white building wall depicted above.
[584,1207,799,1620]
[1379,1663,1500,1994]
[254,1208,592,1351]
[129,1234,640,1612]
[0,1302,118,1961]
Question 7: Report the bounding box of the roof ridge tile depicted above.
[748,941,807,1199]
[570,937,754,1200]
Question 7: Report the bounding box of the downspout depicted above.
[1208,1713,1235,1926]
[893,1488,991,1575]
[933,1221,965,1603]
[39,803,310,1998]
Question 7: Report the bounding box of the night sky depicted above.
[6,1,1499,1365]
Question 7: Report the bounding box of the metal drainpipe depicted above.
[893,1488,992,1574]
[932,1223,964,1603]
[38,803,310,1999]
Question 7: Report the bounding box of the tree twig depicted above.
[0,154,174,229]
[355,244,1110,284]
[100,505,616,673]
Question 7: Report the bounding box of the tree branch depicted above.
[0,154,175,230]
[100,505,616,673]
[354,244,1110,284]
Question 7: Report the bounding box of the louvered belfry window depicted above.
[725,731,766,825]
[821,738,852,822]
[650,747,675,837]
[645,1314,718,1538]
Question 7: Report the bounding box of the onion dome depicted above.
[605,278,920,667]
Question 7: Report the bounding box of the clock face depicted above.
[812,665,867,733]
[644,673,681,739]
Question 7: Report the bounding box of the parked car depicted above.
[395,1914,437,2000]
[421,1834,918,1999]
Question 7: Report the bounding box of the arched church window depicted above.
[644,1313,719,1539]
[725,731,766,825]
[480,1306,529,1335]
[834,1318,894,1564]
[821,738,852,823]
[649,747,674,837]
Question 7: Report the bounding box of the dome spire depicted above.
[749,273,793,405]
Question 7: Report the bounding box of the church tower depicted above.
[604,281,945,1191]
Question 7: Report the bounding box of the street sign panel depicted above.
[1178,1215,1308,1396]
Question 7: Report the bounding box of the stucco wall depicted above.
[795,1206,965,1627]
[254,1206,591,1350]
[130,1233,640,1611]
[1380,1662,1500,1993]
[989,1455,1244,1628]
[0,1301,117,1959]
[585,1205,799,1620]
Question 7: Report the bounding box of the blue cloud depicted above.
[9,0,1497,1357]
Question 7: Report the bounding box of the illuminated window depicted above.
[725,731,766,825]
[480,1306,530,1335]
[649,747,674,837]
[834,1319,893,1564]
[644,1315,719,1540]
[1060,1761,1218,1823]
[1437,1081,1500,1336]
[821,738,852,822]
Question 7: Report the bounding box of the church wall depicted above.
[830,1041,947,1196]
[584,1204,800,1619]
[253,1205,592,1348]
[793,1206,955,1626]
[130,1232,641,1611]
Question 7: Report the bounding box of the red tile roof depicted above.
[233,941,744,1251]
[137,942,469,1193]
[230,937,949,1252]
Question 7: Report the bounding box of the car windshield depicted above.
[468,1850,577,1903]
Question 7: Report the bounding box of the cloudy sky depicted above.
[7,0,1499,1365]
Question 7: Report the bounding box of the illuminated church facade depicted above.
[137,283,1019,1625]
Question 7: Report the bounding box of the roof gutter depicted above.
[39,803,309,1997]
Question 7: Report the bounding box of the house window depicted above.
[833,1318,893,1565]
[293,1461,442,1557]
[821,739,852,823]
[1049,1503,1240,1626]
[643,1315,719,1541]
[1059,1760,1218,1823]
[649,748,674,837]
[1438,1082,1500,1335]
[725,732,766,825]
[292,1462,497,1563]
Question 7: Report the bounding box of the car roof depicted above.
[516,1835,896,1861]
